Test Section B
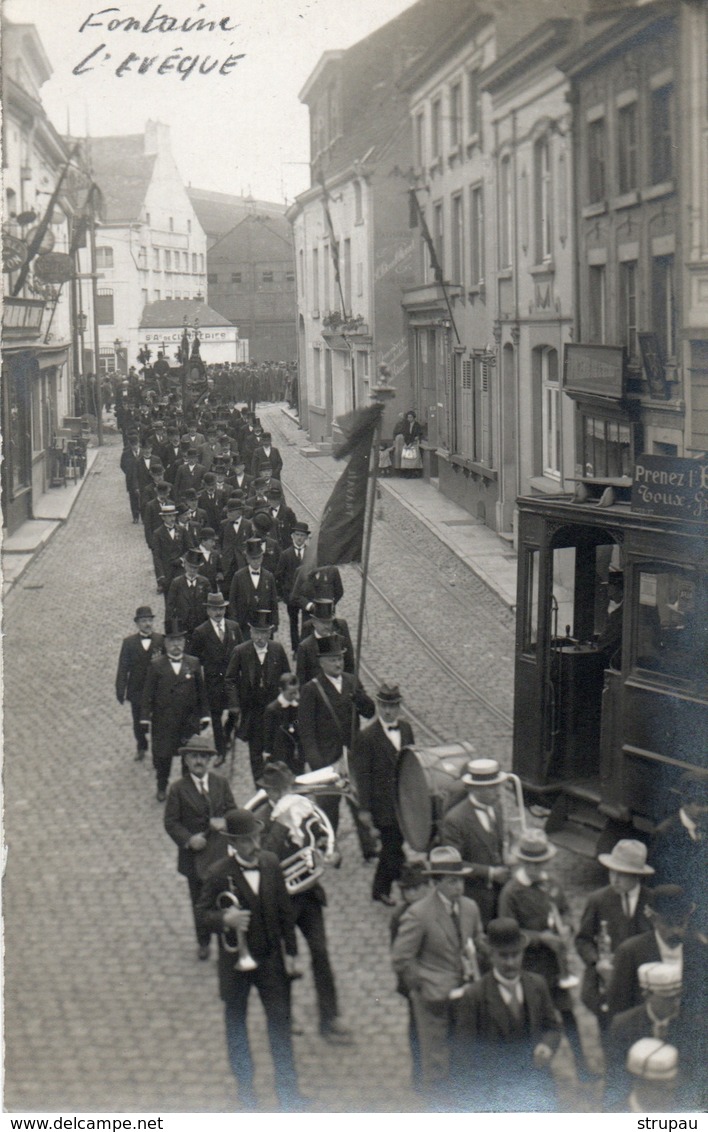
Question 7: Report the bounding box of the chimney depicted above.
[144,120,172,157]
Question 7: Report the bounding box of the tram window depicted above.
[552,547,576,640]
[634,568,706,682]
[523,548,540,652]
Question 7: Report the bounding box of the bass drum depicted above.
[396,742,476,852]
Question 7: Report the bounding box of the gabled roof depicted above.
[188,188,287,240]
[86,135,156,223]
[140,299,233,329]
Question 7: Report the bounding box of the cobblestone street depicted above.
[3,406,604,1113]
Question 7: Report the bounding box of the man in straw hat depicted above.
[190,593,243,763]
[391,845,485,1100]
[576,839,654,1026]
[139,619,211,801]
[441,758,511,927]
[453,917,562,1111]
[196,808,307,1110]
[351,682,415,906]
[115,605,164,761]
[164,732,236,960]
[623,1038,680,1113]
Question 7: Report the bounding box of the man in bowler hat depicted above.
[115,605,164,760]
[164,732,236,960]
[195,808,306,1110]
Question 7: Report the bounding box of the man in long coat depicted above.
[190,592,243,761]
[228,537,279,634]
[441,759,511,926]
[115,605,164,760]
[225,610,290,785]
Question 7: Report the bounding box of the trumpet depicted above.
[216,889,258,971]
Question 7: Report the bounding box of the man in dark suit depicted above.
[164,732,236,959]
[290,564,345,620]
[133,437,157,501]
[151,503,187,598]
[173,447,206,502]
[142,481,173,549]
[228,538,279,634]
[195,808,306,1110]
[198,472,224,531]
[275,521,310,652]
[193,527,224,593]
[115,605,164,760]
[352,682,414,906]
[140,619,211,801]
[220,496,253,591]
[267,487,296,551]
[165,548,210,651]
[651,771,708,937]
[297,634,375,834]
[576,839,654,1025]
[190,593,243,761]
[230,453,253,497]
[120,431,143,521]
[391,846,486,1099]
[441,759,511,927]
[250,431,283,481]
[262,674,304,775]
[607,886,706,1018]
[250,511,282,577]
[225,610,291,784]
[453,918,562,1111]
[295,598,355,684]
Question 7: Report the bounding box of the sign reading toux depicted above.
[632,455,708,523]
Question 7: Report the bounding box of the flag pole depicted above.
[353,381,397,680]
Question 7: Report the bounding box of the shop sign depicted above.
[564,344,625,401]
[632,454,708,523]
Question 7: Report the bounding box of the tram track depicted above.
[265,410,514,742]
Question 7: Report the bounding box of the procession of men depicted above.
[110,379,706,1115]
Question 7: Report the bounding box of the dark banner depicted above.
[316,403,383,566]
[632,454,708,523]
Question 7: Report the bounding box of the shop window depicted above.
[582,414,632,479]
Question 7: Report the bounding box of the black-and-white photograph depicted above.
[2,0,706,1119]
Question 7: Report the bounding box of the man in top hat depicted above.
[297,634,376,835]
[295,598,355,685]
[250,511,282,577]
[115,606,165,760]
[251,430,283,481]
[391,846,486,1097]
[194,527,224,593]
[120,431,145,521]
[498,830,591,1081]
[163,426,183,481]
[190,594,244,762]
[220,495,253,590]
[140,619,211,801]
[139,460,166,522]
[352,682,415,906]
[164,732,236,960]
[441,759,511,927]
[225,610,291,785]
[165,548,211,651]
[152,502,188,599]
[262,673,304,775]
[453,917,562,1111]
[258,761,352,1045]
[173,446,206,502]
[195,808,306,1109]
[183,487,208,530]
[230,452,253,496]
[291,564,344,617]
[576,840,654,1026]
[604,963,690,1109]
[275,521,311,652]
[607,885,705,1019]
[228,537,279,635]
[142,480,173,549]
[267,487,296,551]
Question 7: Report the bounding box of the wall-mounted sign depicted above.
[632,454,708,523]
[2,232,27,273]
[564,343,626,401]
[34,252,73,284]
[637,331,670,401]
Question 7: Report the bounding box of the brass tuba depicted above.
[216,889,258,970]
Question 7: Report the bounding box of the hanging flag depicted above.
[408,188,443,283]
[315,403,384,566]
[322,196,341,288]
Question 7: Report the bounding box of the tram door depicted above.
[515,523,620,792]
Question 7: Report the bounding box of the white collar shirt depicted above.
[228,846,261,893]
[139,634,152,650]
[190,773,209,796]
[493,970,524,1008]
[380,718,401,751]
[468,794,495,834]
[324,673,343,694]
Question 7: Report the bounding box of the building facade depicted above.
[288,0,472,444]
[86,122,209,375]
[2,21,79,533]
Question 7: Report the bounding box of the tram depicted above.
[512,454,708,856]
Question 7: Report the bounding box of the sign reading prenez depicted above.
[632,454,708,523]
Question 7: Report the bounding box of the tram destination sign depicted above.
[632,454,708,523]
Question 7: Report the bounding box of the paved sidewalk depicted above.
[281,406,518,609]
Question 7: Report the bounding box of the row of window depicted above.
[95,247,206,274]
[586,254,676,363]
[586,82,674,204]
[144,213,193,236]
[95,288,203,324]
[310,344,369,408]
[415,68,481,166]
[207,270,296,286]
[309,240,364,312]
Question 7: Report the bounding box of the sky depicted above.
[4,0,417,205]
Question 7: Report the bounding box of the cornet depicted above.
[216,889,258,971]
